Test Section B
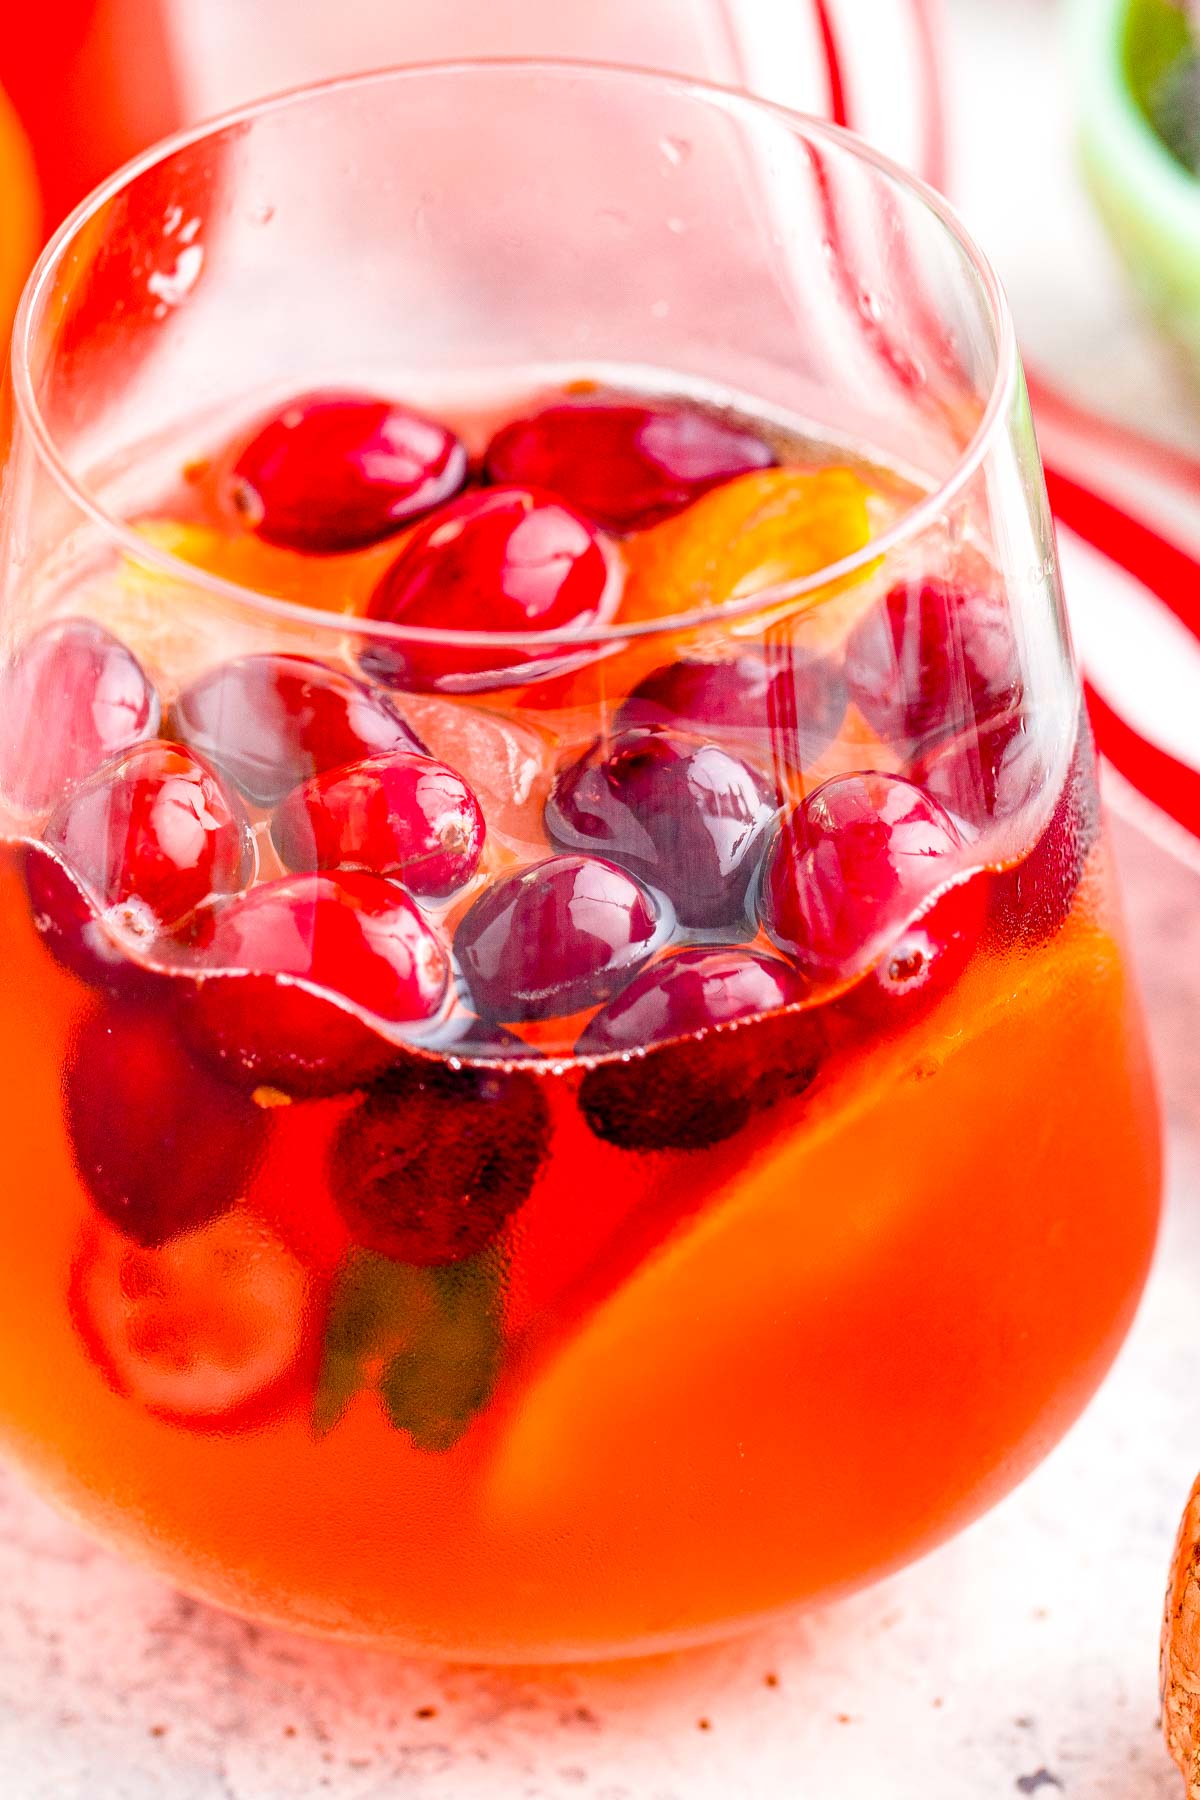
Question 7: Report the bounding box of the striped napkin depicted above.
[761,0,1200,857]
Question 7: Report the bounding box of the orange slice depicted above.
[513,467,876,724]
[619,465,872,622]
[132,517,402,615]
[0,83,39,345]
[485,915,1143,1553]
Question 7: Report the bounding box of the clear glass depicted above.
[0,63,1161,1662]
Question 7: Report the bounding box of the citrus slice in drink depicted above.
[69,1209,313,1431]
[486,912,1155,1616]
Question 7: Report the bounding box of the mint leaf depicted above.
[313,1249,503,1448]
[379,1260,503,1452]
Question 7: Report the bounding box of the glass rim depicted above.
[9,55,1019,653]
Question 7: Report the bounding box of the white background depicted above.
[3,2,1200,1794]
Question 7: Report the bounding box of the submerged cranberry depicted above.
[173,654,425,807]
[910,709,1041,830]
[227,390,467,553]
[66,1001,269,1246]
[272,750,484,896]
[844,578,1022,750]
[617,646,848,769]
[838,874,988,1024]
[546,727,776,929]
[577,947,825,1151]
[182,871,450,1094]
[484,395,775,532]
[46,740,251,931]
[362,485,614,692]
[759,771,966,978]
[70,1210,311,1432]
[991,716,1101,946]
[0,619,160,815]
[455,854,659,1021]
[329,1059,550,1265]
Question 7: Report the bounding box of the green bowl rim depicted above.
[1073,0,1200,253]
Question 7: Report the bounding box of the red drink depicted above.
[0,66,1160,1660]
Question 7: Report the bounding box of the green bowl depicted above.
[1075,0,1200,378]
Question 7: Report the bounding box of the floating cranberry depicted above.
[22,842,161,996]
[226,390,467,554]
[991,716,1101,946]
[362,485,614,692]
[66,1001,270,1246]
[45,740,251,931]
[617,647,848,768]
[272,750,484,896]
[182,871,450,1094]
[837,874,988,1024]
[484,394,775,532]
[844,577,1022,750]
[577,948,825,1151]
[910,709,1040,830]
[578,946,805,1052]
[546,727,776,929]
[329,1059,550,1265]
[0,619,160,815]
[455,854,659,1021]
[173,654,425,806]
[759,771,966,978]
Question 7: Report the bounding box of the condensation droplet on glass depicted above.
[250,203,276,227]
[598,208,629,236]
[147,244,205,308]
[659,136,691,167]
[893,350,927,387]
[857,288,883,322]
[162,205,183,237]
[666,216,686,236]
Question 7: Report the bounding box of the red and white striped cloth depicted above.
[759,0,1200,853]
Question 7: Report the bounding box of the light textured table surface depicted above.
[4,3,1200,1796]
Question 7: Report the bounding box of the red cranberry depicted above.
[329,1058,550,1265]
[577,948,825,1151]
[484,394,775,532]
[910,709,1040,830]
[617,646,848,768]
[227,390,467,553]
[759,771,966,978]
[577,946,806,1052]
[546,727,777,929]
[70,1211,312,1431]
[0,619,160,815]
[271,750,484,896]
[837,874,988,1024]
[172,654,425,806]
[45,740,251,931]
[455,854,659,1022]
[843,578,1023,750]
[991,715,1100,946]
[362,485,614,692]
[22,842,161,996]
[66,1001,270,1247]
[182,871,450,1094]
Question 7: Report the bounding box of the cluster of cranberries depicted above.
[0,388,1096,1262]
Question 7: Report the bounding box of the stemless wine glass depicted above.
[0,63,1161,1662]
